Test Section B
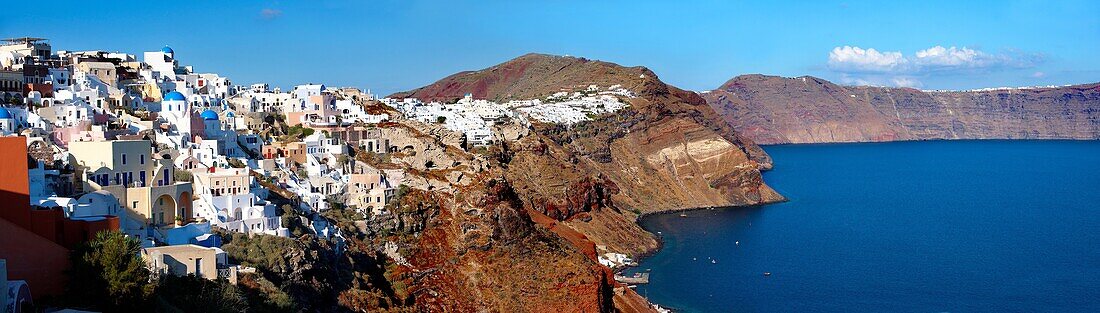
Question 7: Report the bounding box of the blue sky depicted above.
[2,0,1097,94]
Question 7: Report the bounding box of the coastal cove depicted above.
[626,140,1100,312]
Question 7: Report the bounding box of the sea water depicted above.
[629,141,1100,312]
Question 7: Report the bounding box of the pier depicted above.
[614,272,650,284]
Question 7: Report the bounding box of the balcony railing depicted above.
[217,267,235,279]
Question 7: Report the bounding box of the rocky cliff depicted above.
[704,74,1100,144]
[214,55,795,313]
[390,53,783,255]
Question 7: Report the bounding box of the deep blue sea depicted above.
[628,141,1100,312]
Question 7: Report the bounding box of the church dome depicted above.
[162,46,174,54]
[0,107,11,119]
[200,109,219,121]
[164,91,186,101]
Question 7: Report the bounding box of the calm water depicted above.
[629,141,1100,312]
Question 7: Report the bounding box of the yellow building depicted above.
[192,168,250,197]
[142,244,237,284]
[348,171,394,214]
[68,140,193,228]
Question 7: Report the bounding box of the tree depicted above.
[155,274,249,313]
[66,231,155,311]
[436,116,447,124]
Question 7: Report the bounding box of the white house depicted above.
[190,167,287,237]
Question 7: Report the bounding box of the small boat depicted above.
[735,241,740,245]
[711,259,717,264]
[679,213,688,217]
[692,257,697,261]
[763,272,772,277]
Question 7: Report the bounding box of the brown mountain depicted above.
[703,74,1100,144]
[389,53,782,218]
[388,54,784,310]
[392,53,658,103]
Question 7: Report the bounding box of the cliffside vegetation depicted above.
[58,231,248,313]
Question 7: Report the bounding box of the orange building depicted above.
[0,136,120,300]
[262,141,308,165]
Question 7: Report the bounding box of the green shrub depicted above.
[154,274,249,313]
[66,231,154,311]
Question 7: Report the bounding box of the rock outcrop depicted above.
[379,53,786,311]
[391,53,783,252]
[705,74,1100,144]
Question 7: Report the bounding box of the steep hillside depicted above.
[704,74,1100,144]
[377,54,790,311]
[389,54,781,212]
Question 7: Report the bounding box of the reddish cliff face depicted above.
[705,74,1100,144]
[401,183,617,313]
[383,54,785,311]
[392,53,783,253]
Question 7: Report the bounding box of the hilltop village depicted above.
[0,38,667,312]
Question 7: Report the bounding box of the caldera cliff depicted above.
[392,53,783,257]
[704,74,1100,144]
[244,53,788,312]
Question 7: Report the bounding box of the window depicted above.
[121,154,127,165]
[140,154,145,165]
[195,258,203,276]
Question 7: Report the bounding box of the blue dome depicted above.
[200,109,219,121]
[0,107,11,119]
[164,91,186,101]
[162,46,174,54]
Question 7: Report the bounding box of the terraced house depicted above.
[68,139,193,239]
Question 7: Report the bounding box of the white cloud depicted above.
[1030,71,1046,78]
[891,77,922,88]
[915,46,983,66]
[828,46,908,73]
[828,45,1042,87]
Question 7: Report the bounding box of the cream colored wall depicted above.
[349,173,389,209]
[75,61,117,86]
[70,140,153,186]
[72,140,194,226]
[193,169,250,197]
[126,183,192,225]
[143,245,218,280]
